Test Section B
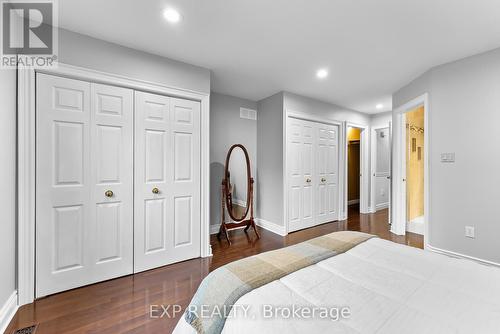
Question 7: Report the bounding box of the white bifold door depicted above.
[36,74,134,297]
[134,92,201,272]
[287,118,339,232]
[36,74,201,297]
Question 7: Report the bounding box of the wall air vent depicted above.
[240,107,257,120]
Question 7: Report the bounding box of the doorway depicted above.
[344,124,369,217]
[392,93,429,244]
[347,127,361,213]
[405,106,424,235]
[370,125,391,215]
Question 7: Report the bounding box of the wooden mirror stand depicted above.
[217,144,260,245]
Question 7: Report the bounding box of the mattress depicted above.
[174,238,500,333]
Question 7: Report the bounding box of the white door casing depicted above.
[287,117,339,232]
[36,74,134,297]
[134,92,201,272]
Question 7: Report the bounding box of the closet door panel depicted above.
[36,74,92,297]
[170,98,201,262]
[90,83,134,279]
[287,118,315,232]
[36,76,134,297]
[316,124,339,224]
[134,92,171,272]
[135,94,201,272]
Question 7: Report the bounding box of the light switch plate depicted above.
[441,153,455,163]
[465,226,475,238]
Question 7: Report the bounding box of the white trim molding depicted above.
[407,216,424,235]
[427,245,500,268]
[0,291,18,334]
[210,219,287,237]
[210,224,221,235]
[17,63,211,306]
[375,202,389,211]
[255,218,287,236]
[210,224,246,235]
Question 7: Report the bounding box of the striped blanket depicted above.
[184,231,376,334]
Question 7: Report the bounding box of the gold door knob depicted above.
[105,190,114,198]
[152,187,160,194]
[306,178,311,183]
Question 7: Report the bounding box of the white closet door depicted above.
[287,118,315,232]
[90,83,134,280]
[134,92,201,273]
[316,123,339,224]
[36,74,133,297]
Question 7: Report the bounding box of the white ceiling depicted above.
[58,0,500,114]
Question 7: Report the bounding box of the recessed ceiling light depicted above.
[163,8,181,23]
[316,69,328,79]
[376,104,384,110]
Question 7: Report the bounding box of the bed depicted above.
[174,231,500,334]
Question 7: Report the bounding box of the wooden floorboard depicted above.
[5,206,422,334]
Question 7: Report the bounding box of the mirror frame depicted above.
[224,144,252,222]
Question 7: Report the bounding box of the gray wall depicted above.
[256,91,375,226]
[210,93,258,229]
[371,111,392,128]
[0,68,17,309]
[257,93,284,225]
[0,30,211,311]
[284,92,374,213]
[59,29,211,94]
[393,47,500,263]
[284,92,371,125]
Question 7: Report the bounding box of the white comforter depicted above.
[175,238,500,333]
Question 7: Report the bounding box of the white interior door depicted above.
[373,127,391,212]
[36,74,134,297]
[316,123,339,224]
[134,92,201,272]
[287,118,315,232]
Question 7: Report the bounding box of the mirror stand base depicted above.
[216,219,260,245]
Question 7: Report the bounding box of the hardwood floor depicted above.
[5,207,422,334]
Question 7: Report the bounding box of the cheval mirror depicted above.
[217,144,260,244]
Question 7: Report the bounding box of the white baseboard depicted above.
[210,224,220,235]
[426,244,500,268]
[210,219,287,237]
[348,199,359,205]
[375,202,389,211]
[406,216,424,235]
[209,224,246,235]
[0,291,18,334]
[207,244,213,257]
[255,218,287,236]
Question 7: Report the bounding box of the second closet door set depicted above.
[287,117,339,233]
[36,73,201,297]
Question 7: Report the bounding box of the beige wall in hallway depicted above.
[406,106,424,221]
